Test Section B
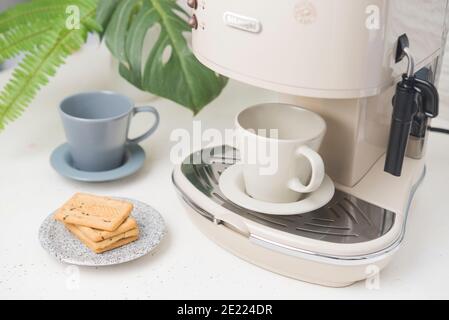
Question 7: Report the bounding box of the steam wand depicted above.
[384,34,439,177]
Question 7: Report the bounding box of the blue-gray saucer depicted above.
[50,143,145,182]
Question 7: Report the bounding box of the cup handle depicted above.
[287,145,325,194]
[127,106,160,144]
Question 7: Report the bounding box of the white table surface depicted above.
[1,44,449,300]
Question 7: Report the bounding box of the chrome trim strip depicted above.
[172,161,426,264]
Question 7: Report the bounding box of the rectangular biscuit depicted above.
[75,217,137,242]
[54,193,133,231]
[96,236,139,254]
[65,223,139,254]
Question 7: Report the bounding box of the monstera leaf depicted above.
[97,0,228,114]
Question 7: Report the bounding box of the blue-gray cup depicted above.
[59,91,160,172]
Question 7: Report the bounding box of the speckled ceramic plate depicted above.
[39,198,166,266]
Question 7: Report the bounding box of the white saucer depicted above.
[219,164,335,215]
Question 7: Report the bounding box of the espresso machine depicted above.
[173,0,448,287]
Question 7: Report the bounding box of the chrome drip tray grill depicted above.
[175,146,396,244]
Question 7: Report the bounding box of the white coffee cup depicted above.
[235,103,326,203]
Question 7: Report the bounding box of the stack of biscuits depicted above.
[54,193,139,254]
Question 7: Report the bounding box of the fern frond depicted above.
[0,5,98,131]
[0,0,96,34]
[0,24,54,62]
[0,0,100,63]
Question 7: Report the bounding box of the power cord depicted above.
[428,126,449,135]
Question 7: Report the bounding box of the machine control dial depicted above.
[189,14,198,29]
[187,0,198,10]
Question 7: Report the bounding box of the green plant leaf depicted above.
[98,0,228,114]
[0,0,100,131]
[104,0,142,62]
[96,0,121,31]
[0,24,54,62]
[0,0,94,34]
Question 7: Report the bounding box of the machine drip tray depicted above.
[175,146,396,245]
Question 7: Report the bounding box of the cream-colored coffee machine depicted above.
[173,0,449,287]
